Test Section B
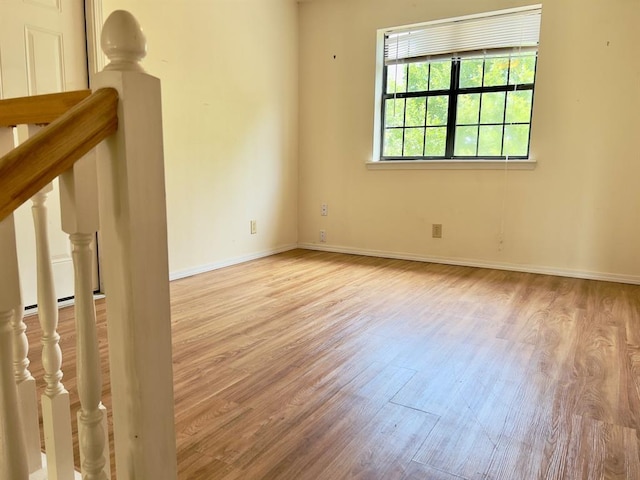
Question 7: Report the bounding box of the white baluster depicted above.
[0,217,29,480]
[32,185,64,397]
[29,122,75,480]
[10,306,29,386]
[71,233,107,480]
[60,151,110,480]
[4,130,42,475]
[11,307,43,474]
[94,11,178,480]
[0,127,30,479]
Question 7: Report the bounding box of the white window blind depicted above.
[384,5,542,65]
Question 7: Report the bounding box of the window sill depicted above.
[365,159,537,170]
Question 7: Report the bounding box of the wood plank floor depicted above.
[24,249,640,479]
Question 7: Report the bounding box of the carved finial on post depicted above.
[101,10,147,72]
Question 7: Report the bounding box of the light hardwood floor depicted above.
[25,249,640,479]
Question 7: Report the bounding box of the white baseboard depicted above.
[24,293,106,317]
[297,243,640,286]
[169,244,298,281]
[32,241,637,314]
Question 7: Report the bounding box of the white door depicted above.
[0,0,90,307]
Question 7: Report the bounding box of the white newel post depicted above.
[30,124,75,480]
[93,10,178,480]
[60,150,110,480]
[0,128,29,480]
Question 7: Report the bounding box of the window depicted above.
[375,5,542,163]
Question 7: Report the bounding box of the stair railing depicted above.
[0,10,178,480]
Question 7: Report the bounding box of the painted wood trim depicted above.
[0,90,91,127]
[0,88,118,222]
[84,0,105,81]
[365,159,537,170]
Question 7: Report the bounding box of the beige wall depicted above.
[298,0,640,281]
[102,0,299,276]
[100,0,640,282]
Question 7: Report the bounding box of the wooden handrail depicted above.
[0,90,92,127]
[0,88,118,222]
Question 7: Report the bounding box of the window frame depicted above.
[370,5,541,170]
[380,54,538,160]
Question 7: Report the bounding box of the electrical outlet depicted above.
[432,224,442,238]
[250,220,257,235]
[320,230,326,243]
[321,203,328,216]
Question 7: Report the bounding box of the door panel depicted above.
[25,26,65,94]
